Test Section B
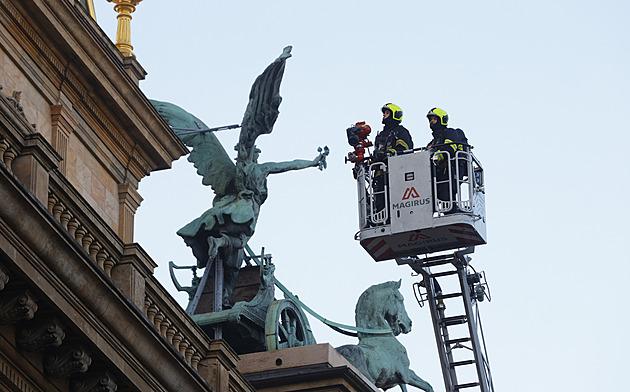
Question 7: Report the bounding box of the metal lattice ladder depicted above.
[398,248,494,392]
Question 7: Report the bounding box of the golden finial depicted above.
[107,0,143,57]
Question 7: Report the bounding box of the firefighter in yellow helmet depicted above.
[373,103,414,161]
[426,107,468,213]
[371,103,414,216]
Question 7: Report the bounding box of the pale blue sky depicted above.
[94,1,630,391]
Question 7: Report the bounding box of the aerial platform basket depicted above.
[355,148,487,261]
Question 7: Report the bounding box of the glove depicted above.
[373,149,387,161]
[431,153,443,166]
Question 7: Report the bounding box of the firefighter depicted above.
[371,103,414,215]
[374,103,413,160]
[426,107,468,213]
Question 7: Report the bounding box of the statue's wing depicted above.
[237,46,292,160]
[150,99,209,133]
[150,99,236,196]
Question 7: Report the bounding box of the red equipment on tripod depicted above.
[345,122,372,164]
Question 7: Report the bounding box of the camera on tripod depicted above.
[345,122,372,164]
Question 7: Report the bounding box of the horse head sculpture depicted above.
[355,280,412,336]
[337,280,434,392]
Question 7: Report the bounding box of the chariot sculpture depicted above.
[155,47,433,392]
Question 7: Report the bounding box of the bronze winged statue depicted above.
[151,47,328,307]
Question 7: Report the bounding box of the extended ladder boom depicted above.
[399,248,494,392]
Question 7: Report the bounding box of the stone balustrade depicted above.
[47,177,208,370]
[0,136,18,170]
[144,284,206,370]
[47,188,119,277]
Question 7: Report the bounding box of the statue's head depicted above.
[384,280,412,335]
[252,147,261,162]
[235,144,261,163]
[355,280,412,335]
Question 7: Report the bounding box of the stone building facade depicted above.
[0,1,377,391]
[0,0,255,390]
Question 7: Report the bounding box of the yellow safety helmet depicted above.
[382,103,403,122]
[427,107,449,126]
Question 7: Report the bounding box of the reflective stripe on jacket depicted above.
[375,124,414,158]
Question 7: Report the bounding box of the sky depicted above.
[93,1,630,391]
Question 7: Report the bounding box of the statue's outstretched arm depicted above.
[262,146,329,174]
[263,159,315,174]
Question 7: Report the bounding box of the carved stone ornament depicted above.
[16,318,65,351]
[0,290,38,324]
[44,345,92,378]
[6,90,24,114]
[70,372,118,392]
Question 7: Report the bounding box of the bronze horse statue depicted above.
[336,280,433,392]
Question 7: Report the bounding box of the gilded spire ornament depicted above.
[107,0,143,57]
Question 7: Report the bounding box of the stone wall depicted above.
[66,133,120,234]
[0,1,259,391]
[0,50,52,141]
[0,27,120,238]
[0,0,187,244]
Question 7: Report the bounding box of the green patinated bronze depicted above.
[168,261,201,314]
[191,263,276,328]
[151,46,328,308]
[336,281,434,392]
[190,262,316,353]
[243,244,392,336]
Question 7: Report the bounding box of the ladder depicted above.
[398,248,494,392]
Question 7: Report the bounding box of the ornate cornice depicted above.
[0,0,154,179]
[0,0,65,75]
[16,318,65,351]
[0,290,38,324]
[44,345,92,378]
[70,372,118,392]
[0,165,214,391]
[63,70,152,177]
